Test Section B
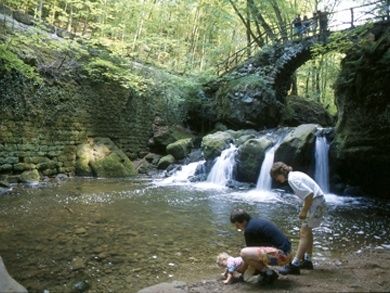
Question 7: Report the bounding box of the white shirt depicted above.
[288,171,324,201]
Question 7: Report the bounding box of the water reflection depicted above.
[0,178,389,292]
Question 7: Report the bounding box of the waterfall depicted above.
[256,144,278,191]
[207,144,237,186]
[160,161,205,184]
[315,131,330,193]
[255,128,290,191]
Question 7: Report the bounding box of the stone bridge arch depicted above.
[205,35,334,129]
[204,20,387,130]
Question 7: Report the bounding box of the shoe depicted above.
[259,270,279,284]
[278,263,300,275]
[300,260,314,270]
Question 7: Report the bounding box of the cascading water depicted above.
[315,129,330,193]
[256,143,279,191]
[161,161,205,184]
[207,144,237,186]
[255,129,290,191]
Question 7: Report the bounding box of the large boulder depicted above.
[166,138,193,160]
[148,117,195,153]
[157,154,175,169]
[201,131,234,160]
[274,124,318,175]
[76,137,137,178]
[235,137,273,183]
[211,75,283,129]
[19,169,40,183]
[331,22,390,197]
[280,95,334,127]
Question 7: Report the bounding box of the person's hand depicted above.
[299,211,307,219]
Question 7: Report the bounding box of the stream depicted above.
[0,178,389,292]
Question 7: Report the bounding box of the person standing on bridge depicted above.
[302,15,310,36]
[292,15,303,38]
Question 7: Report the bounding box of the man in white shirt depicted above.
[270,161,327,275]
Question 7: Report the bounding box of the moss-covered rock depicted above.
[331,22,390,197]
[149,122,195,153]
[90,152,136,178]
[157,154,175,169]
[281,95,334,127]
[201,131,234,160]
[76,137,136,178]
[235,137,273,183]
[274,124,318,175]
[19,169,40,183]
[166,138,193,160]
[212,75,282,129]
[76,143,94,177]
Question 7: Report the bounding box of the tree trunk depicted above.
[228,0,263,47]
[270,0,288,42]
[188,5,200,69]
[247,0,276,43]
[35,0,44,21]
[246,0,251,57]
[67,5,73,33]
[290,73,298,96]
[132,0,147,51]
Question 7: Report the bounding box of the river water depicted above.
[0,178,389,292]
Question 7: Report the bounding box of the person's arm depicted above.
[221,268,228,278]
[299,193,313,219]
[223,272,234,284]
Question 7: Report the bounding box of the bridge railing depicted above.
[216,0,389,76]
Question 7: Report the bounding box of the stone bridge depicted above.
[201,1,389,130]
[203,34,341,129]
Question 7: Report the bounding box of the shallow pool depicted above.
[0,178,389,292]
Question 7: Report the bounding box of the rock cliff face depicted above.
[331,21,390,197]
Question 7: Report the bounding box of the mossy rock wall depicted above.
[331,21,390,197]
[0,70,181,179]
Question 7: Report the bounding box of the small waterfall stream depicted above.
[315,129,330,193]
[255,129,289,191]
[256,144,278,191]
[161,161,205,184]
[207,144,237,186]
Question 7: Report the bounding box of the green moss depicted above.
[90,153,136,178]
[0,44,42,83]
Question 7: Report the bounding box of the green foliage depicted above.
[296,53,341,115]
[84,57,148,91]
[145,70,203,124]
[0,44,42,83]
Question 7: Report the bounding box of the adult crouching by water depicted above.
[270,161,327,275]
[230,208,292,284]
